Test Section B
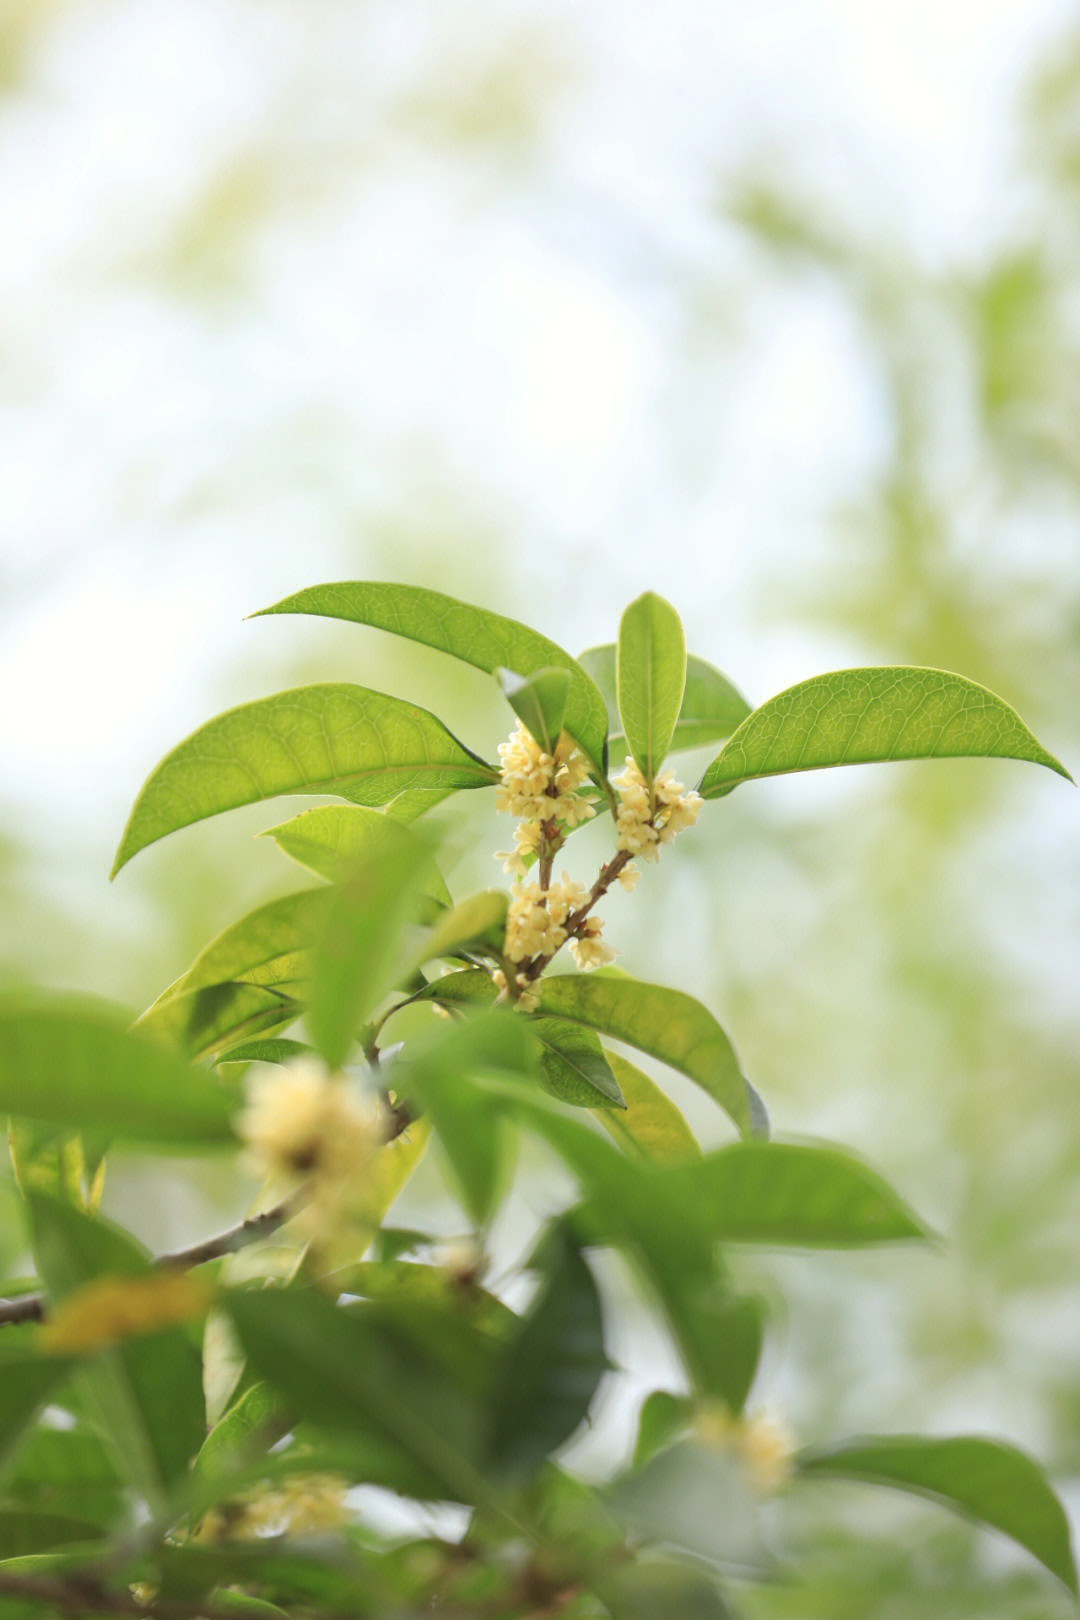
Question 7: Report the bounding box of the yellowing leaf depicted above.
[39,1271,213,1354]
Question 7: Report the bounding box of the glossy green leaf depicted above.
[0,993,239,1147]
[111,684,497,876]
[538,975,751,1135]
[532,1018,625,1108]
[656,1141,929,1247]
[137,982,301,1063]
[699,667,1072,798]
[484,1227,609,1479]
[495,666,571,755]
[26,1193,206,1501]
[214,1037,310,1067]
[251,582,610,777]
[579,644,751,757]
[307,839,432,1069]
[598,1051,700,1162]
[798,1435,1078,1594]
[617,592,687,785]
[413,890,509,969]
[150,891,329,1005]
[262,805,451,904]
[224,1285,490,1503]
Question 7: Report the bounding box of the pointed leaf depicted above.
[580,644,751,757]
[262,805,451,904]
[532,1018,625,1108]
[137,982,301,1063]
[0,993,239,1148]
[251,582,609,777]
[700,667,1072,798]
[633,1391,694,1468]
[215,1038,310,1067]
[495,666,571,755]
[597,1051,700,1163]
[656,1142,929,1247]
[798,1435,1078,1594]
[484,1227,609,1478]
[307,838,433,1068]
[617,592,687,785]
[538,975,752,1135]
[150,891,330,1004]
[112,684,497,875]
[26,1193,206,1499]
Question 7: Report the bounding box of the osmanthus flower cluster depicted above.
[1,582,1072,1620]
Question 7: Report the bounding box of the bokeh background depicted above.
[2,1,1080,1611]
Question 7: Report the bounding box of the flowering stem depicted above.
[518,848,634,984]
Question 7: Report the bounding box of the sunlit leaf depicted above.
[137,982,301,1063]
[262,805,451,904]
[597,1051,699,1162]
[112,684,497,875]
[26,1193,206,1500]
[251,582,609,776]
[617,592,687,785]
[38,1272,212,1354]
[214,1038,310,1068]
[798,1435,1078,1594]
[412,891,509,969]
[579,644,751,756]
[0,993,239,1147]
[532,1018,625,1108]
[495,666,571,755]
[149,891,330,1004]
[537,975,751,1135]
[484,1226,609,1478]
[699,667,1072,798]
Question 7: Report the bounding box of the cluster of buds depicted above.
[613,758,702,862]
[235,1056,389,1255]
[695,1401,796,1495]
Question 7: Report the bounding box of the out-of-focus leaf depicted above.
[699,667,1072,798]
[262,805,451,904]
[495,666,571,755]
[597,1051,699,1162]
[538,975,751,1135]
[607,1440,773,1573]
[484,1226,609,1478]
[146,890,329,1004]
[596,1556,736,1620]
[214,1038,310,1068]
[616,592,687,785]
[112,684,497,875]
[633,1391,694,1467]
[579,644,751,756]
[798,1435,1078,1594]
[0,1424,125,1530]
[0,1331,75,1468]
[26,1193,206,1501]
[251,582,609,777]
[413,891,508,969]
[307,838,431,1069]
[38,1272,212,1354]
[0,993,239,1147]
[532,1018,625,1108]
[0,1510,107,1556]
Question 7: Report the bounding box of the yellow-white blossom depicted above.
[494,721,595,829]
[192,1473,349,1542]
[613,759,702,862]
[695,1401,795,1495]
[569,915,616,970]
[504,882,568,962]
[492,966,539,1013]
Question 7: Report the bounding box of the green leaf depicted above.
[148,890,330,1005]
[617,592,687,785]
[26,1193,206,1501]
[307,839,433,1069]
[392,1010,536,1225]
[224,1285,491,1503]
[537,975,751,1136]
[699,667,1073,798]
[532,1018,625,1108]
[251,582,609,777]
[633,1391,694,1467]
[596,1557,736,1620]
[0,1332,76,1469]
[214,1038,310,1067]
[495,666,571,755]
[655,1142,929,1247]
[597,1051,700,1162]
[484,1227,609,1479]
[0,1510,107,1556]
[0,1424,126,1529]
[579,644,751,757]
[0,993,239,1147]
[798,1435,1078,1595]
[137,983,301,1063]
[262,805,451,904]
[413,891,509,969]
[111,684,497,876]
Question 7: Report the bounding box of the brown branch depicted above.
[519,848,634,984]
